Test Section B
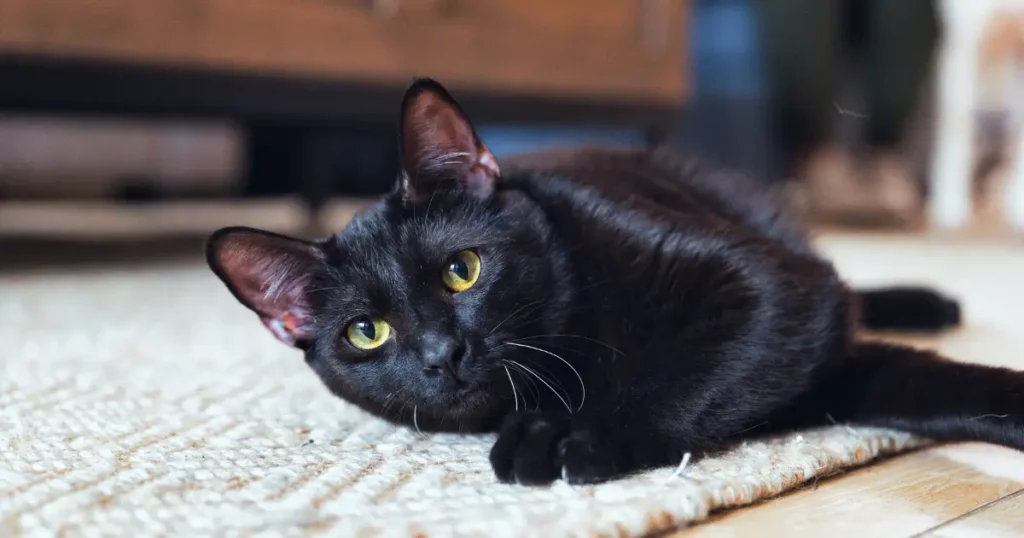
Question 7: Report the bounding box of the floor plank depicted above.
[921,489,1024,537]
[672,444,1024,538]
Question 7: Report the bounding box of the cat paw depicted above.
[489,412,626,486]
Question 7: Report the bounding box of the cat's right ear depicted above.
[398,78,500,203]
[205,227,324,348]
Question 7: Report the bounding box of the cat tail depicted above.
[855,287,961,333]
[793,341,1024,450]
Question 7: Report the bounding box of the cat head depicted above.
[206,79,570,431]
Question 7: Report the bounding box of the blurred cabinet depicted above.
[0,0,687,210]
[0,0,687,104]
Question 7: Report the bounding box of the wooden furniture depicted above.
[0,0,689,219]
[0,0,686,105]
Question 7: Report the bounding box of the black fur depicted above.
[206,78,1024,487]
[857,287,961,332]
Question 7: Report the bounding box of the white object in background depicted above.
[930,0,1024,232]
[1009,124,1024,229]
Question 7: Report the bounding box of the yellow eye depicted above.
[442,250,481,292]
[346,317,392,350]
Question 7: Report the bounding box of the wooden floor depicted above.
[5,200,1024,537]
[674,444,1024,537]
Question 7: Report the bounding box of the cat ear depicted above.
[205,227,324,348]
[399,78,500,201]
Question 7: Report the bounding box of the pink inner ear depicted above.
[401,87,500,196]
[408,93,473,155]
[235,251,316,345]
[211,230,321,347]
[477,150,500,176]
[260,311,307,347]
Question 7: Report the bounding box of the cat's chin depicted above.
[440,383,493,412]
[414,383,501,425]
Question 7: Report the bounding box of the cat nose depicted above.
[417,331,463,376]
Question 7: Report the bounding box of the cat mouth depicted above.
[440,379,493,408]
[448,389,492,415]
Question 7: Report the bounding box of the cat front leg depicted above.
[489,410,684,486]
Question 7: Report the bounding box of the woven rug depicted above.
[2,234,1018,537]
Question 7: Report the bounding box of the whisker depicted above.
[514,339,582,357]
[498,310,561,335]
[505,359,556,411]
[397,397,414,426]
[503,361,541,411]
[305,286,339,294]
[731,420,769,438]
[512,334,626,358]
[488,299,546,336]
[571,278,612,295]
[505,342,586,411]
[506,359,572,413]
[510,356,568,399]
[497,304,597,336]
[503,365,520,412]
[380,391,401,417]
[425,181,440,217]
[413,405,422,435]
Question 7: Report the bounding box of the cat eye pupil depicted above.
[345,317,390,350]
[450,260,470,281]
[441,250,480,293]
[355,320,375,339]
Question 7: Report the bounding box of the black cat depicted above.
[207,78,1022,486]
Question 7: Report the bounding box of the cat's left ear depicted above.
[205,227,324,348]
[399,78,500,202]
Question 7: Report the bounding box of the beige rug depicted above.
[2,234,1022,537]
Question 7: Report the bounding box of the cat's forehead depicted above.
[329,198,502,271]
[346,198,497,246]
